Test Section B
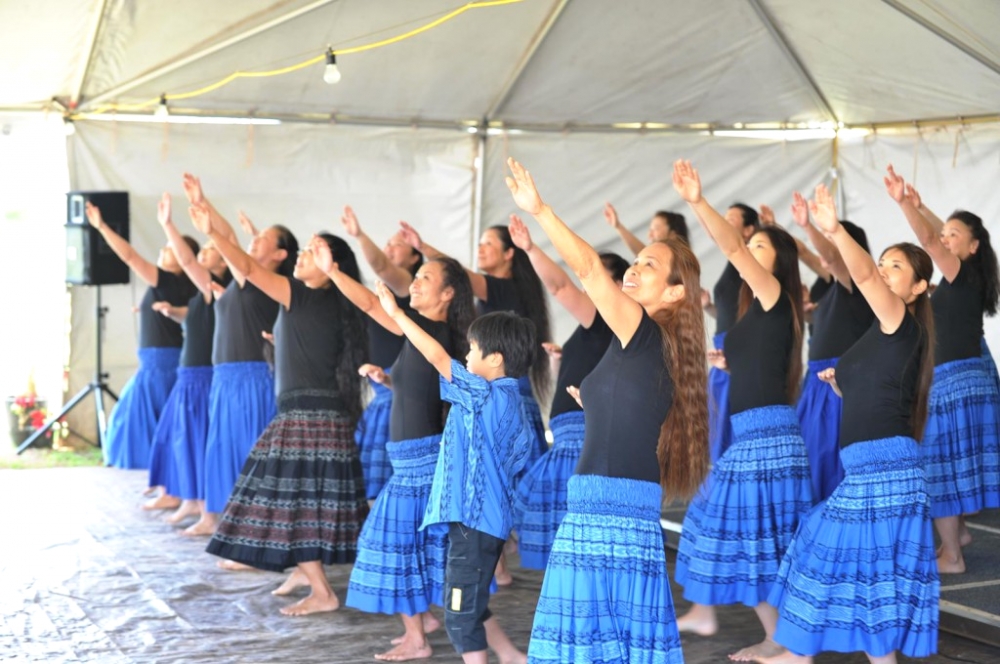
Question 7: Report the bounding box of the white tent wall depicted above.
[65,120,476,440]
[481,131,835,342]
[838,123,1000,355]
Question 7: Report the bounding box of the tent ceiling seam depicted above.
[71,0,112,106]
[745,0,839,123]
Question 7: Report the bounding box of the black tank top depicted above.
[389,313,452,441]
[932,262,984,365]
[139,268,197,349]
[713,262,743,336]
[836,314,925,447]
[477,274,526,317]
[808,281,875,361]
[550,313,613,418]
[180,273,231,368]
[368,293,410,368]
[273,280,348,400]
[576,312,673,484]
[212,280,280,365]
[725,295,794,414]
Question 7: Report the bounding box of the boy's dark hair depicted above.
[468,311,536,379]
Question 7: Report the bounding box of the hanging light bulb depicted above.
[63,118,76,136]
[324,49,342,84]
[155,94,169,118]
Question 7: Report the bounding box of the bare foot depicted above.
[217,559,256,571]
[143,494,181,511]
[959,522,973,548]
[279,592,340,616]
[142,486,160,497]
[730,639,786,661]
[181,516,216,537]
[165,501,201,524]
[391,613,441,644]
[272,568,309,596]
[374,640,432,661]
[676,611,718,636]
[936,554,966,574]
[751,647,812,664]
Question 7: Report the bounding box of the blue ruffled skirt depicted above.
[346,434,448,615]
[150,366,213,500]
[527,475,683,664]
[769,437,939,658]
[203,362,276,514]
[515,411,585,570]
[356,379,393,500]
[104,347,180,470]
[921,357,1000,517]
[676,405,813,606]
[708,332,733,462]
[796,358,845,502]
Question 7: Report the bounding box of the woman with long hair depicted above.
[604,203,690,253]
[147,193,232,525]
[84,199,197,474]
[506,157,708,663]
[202,227,369,616]
[328,254,474,660]
[506,213,626,570]
[671,160,813,660]
[341,206,424,500]
[758,185,939,664]
[886,165,1000,574]
[179,174,298,538]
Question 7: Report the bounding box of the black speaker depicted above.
[65,191,131,286]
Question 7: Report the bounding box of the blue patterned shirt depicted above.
[420,360,531,540]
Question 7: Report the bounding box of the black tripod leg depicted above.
[16,384,94,455]
[94,385,109,450]
[102,384,119,402]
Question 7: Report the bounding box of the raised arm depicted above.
[673,160,781,309]
[811,184,906,333]
[151,302,188,324]
[85,201,158,286]
[376,281,451,380]
[762,202,832,283]
[158,193,212,299]
[313,235,402,335]
[399,221,488,301]
[603,202,645,256]
[341,206,413,296]
[885,164,959,281]
[904,183,945,234]
[181,173,239,245]
[790,191,851,289]
[506,158,643,345]
[189,203,291,308]
[509,214,597,327]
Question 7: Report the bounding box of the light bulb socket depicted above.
[326,49,336,66]
[155,94,170,117]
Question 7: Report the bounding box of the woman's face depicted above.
[292,243,324,282]
[158,245,180,272]
[621,242,681,310]
[384,232,420,270]
[747,231,777,274]
[409,261,453,314]
[878,248,926,304]
[726,206,755,241]
[477,229,512,272]
[940,218,978,262]
[197,240,225,272]
[648,215,670,243]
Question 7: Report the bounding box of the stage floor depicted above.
[2,467,998,663]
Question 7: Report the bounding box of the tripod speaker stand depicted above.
[17,285,118,454]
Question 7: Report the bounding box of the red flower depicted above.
[28,409,46,429]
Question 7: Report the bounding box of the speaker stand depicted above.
[17,285,118,455]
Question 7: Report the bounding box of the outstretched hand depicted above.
[603,202,621,229]
[261,331,274,346]
[398,221,423,251]
[707,349,728,371]
[237,211,257,237]
[808,184,840,235]
[157,193,172,227]
[883,164,906,203]
[565,385,583,408]
[189,203,213,235]
[508,214,533,251]
[84,201,104,229]
[358,363,388,385]
[671,160,703,204]
[505,157,545,215]
[541,342,562,360]
[375,281,401,317]
[904,183,922,210]
[341,206,361,237]
[151,301,172,317]
[818,367,841,397]
[181,173,204,205]
[759,204,776,227]
[790,192,810,228]
[312,235,337,274]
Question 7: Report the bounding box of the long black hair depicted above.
[840,220,870,254]
[949,211,1000,317]
[489,224,552,400]
[599,252,630,283]
[432,257,476,360]
[318,232,369,421]
[272,224,299,278]
[655,211,690,245]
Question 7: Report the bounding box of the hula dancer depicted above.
[604,202,690,253]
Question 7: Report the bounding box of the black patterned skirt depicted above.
[206,390,369,572]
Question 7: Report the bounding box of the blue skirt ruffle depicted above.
[921,357,1000,517]
[520,375,548,465]
[346,434,448,615]
[676,405,813,607]
[104,347,180,470]
[982,337,1000,395]
[356,379,393,500]
[149,366,213,500]
[528,475,683,664]
[770,437,939,658]
[708,332,733,462]
[203,362,276,514]
[515,411,585,570]
[796,358,844,503]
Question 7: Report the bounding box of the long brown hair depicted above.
[882,242,936,439]
[651,238,709,501]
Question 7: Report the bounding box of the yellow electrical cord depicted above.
[91,0,524,114]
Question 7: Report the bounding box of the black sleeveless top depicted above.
[368,293,410,368]
[725,294,794,414]
[139,269,197,349]
[212,280,280,365]
[389,312,452,441]
[550,313,614,419]
[477,274,526,317]
[808,280,875,361]
[932,262,983,365]
[576,312,672,484]
[180,273,231,368]
[836,313,924,447]
[273,280,349,400]
[713,262,743,336]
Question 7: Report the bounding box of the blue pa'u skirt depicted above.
[769,436,939,659]
[708,332,733,462]
[104,347,180,470]
[148,366,213,500]
[203,362,276,514]
[982,337,1000,397]
[676,405,813,607]
[796,358,845,502]
[356,378,393,500]
[921,357,1000,518]
[515,411,585,570]
[519,375,548,465]
[528,475,683,664]
[346,434,448,615]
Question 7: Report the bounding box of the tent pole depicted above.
[470,123,487,269]
[70,0,111,106]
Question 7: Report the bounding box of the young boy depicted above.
[376,282,534,664]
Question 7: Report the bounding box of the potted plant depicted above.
[7,377,54,448]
